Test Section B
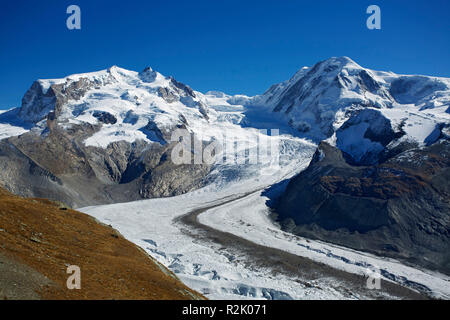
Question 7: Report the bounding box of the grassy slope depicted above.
[0,187,204,300]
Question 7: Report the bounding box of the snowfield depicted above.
[0,109,30,140]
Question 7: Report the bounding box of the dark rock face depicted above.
[358,70,381,93]
[92,111,117,124]
[158,87,179,103]
[336,109,401,165]
[156,77,209,121]
[19,81,56,123]
[19,73,117,123]
[138,67,157,83]
[140,120,167,145]
[170,77,196,98]
[0,124,210,208]
[275,141,450,275]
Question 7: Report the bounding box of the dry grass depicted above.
[0,187,204,300]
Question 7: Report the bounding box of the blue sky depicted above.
[0,0,449,109]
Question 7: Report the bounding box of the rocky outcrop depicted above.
[92,111,117,124]
[157,76,209,120]
[19,71,116,123]
[0,123,210,208]
[275,141,450,275]
[336,109,403,165]
[158,87,179,103]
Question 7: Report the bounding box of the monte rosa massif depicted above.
[0,57,449,300]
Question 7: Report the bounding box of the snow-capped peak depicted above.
[138,66,158,83]
[7,65,216,147]
[246,56,450,164]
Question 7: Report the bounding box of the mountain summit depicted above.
[248,56,450,164]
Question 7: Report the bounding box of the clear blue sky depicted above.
[1,0,449,109]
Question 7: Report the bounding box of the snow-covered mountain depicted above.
[0,67,217,206]
[245,56,450,164]
[0,57,449,299]
[2,57,449,161]
[0,57,449,205]
[247,58,450,277]
[0,64,313,207]
[15,65,212,147]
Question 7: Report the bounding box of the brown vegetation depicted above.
[0,187,204,300]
